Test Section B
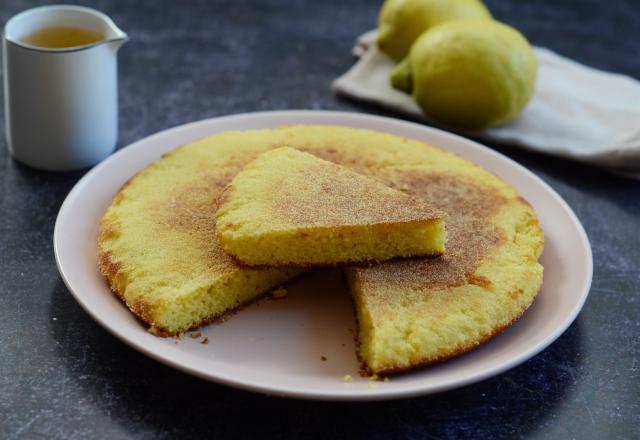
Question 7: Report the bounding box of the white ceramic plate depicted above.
[54,111,592,401]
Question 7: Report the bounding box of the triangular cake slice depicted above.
[215,147,447,267]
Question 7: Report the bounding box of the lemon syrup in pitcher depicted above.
[23,26,104,48]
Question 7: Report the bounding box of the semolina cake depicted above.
[216,146,447,267]
[98,124,543,374]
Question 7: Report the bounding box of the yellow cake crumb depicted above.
[343,374,353,383]
[271,286,288,299]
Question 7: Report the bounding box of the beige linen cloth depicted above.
[333,31,640,178]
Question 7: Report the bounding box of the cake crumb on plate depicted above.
[271,287,288,299]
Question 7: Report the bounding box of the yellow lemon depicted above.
[377,0,492,61]
[392,19,538,130]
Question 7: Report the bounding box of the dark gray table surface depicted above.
[1,0,638,438]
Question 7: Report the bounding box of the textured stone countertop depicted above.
[1,0,638,438]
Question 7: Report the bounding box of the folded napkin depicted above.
[333,30,640,178]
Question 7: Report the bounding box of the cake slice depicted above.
[215,147,447,267]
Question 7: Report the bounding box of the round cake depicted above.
[98,124,544,373]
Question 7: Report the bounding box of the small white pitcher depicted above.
[3,5,128,171]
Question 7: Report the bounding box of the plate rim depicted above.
[54,110,593,401]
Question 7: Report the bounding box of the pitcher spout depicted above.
[101,16,128,50]
[104,32,128,50]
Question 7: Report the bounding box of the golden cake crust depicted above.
[218,148,444,228]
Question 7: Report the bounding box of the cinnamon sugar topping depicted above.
[353,171,507,290]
